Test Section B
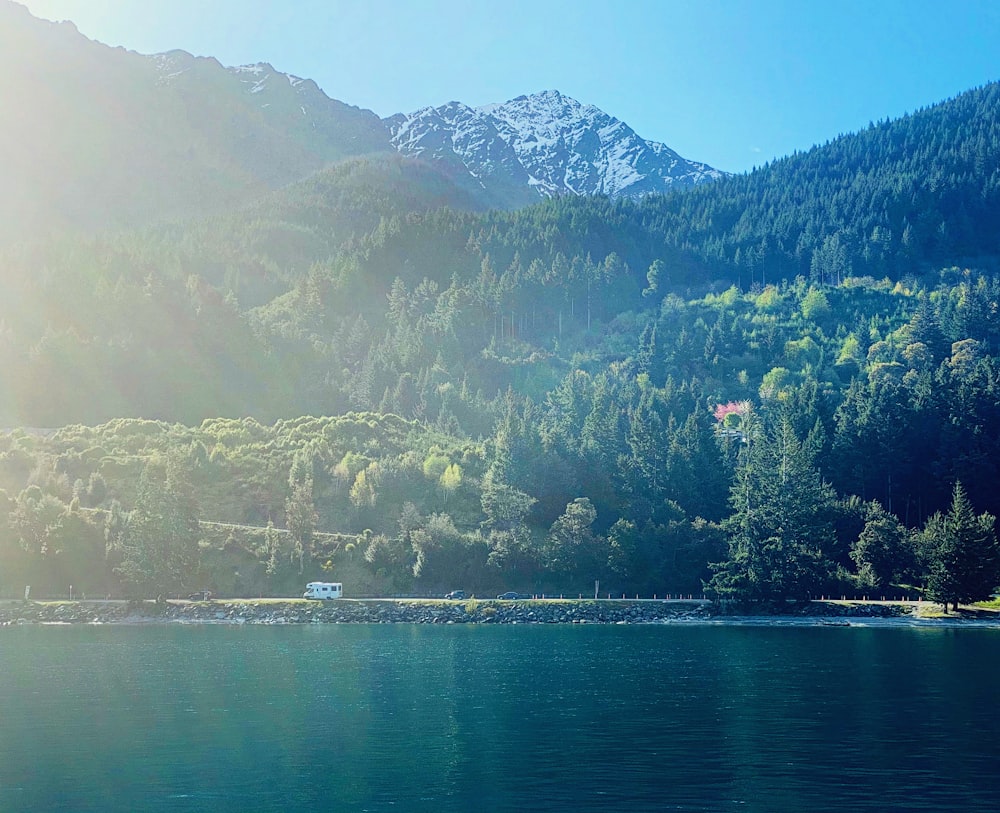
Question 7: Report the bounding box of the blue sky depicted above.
[19,0,1000,173]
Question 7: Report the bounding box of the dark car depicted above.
[187,590,213,601]
[444,590,465,600]
[496,591,522,600]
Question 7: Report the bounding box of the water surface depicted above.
[1,623,997,812]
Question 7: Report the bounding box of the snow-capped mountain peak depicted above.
[389,90,723,203]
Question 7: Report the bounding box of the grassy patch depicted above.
[914,601,1000,618]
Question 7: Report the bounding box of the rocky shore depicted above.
[0,598,918,626]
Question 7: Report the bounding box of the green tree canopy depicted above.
[918,482,1000,611]
[115,459,200,597]
[708,412,836,604]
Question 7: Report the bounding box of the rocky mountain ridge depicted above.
[0,1,390,241]
[388,89,724,204]
[1,0,721,243]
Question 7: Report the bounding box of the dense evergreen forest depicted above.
[4,84,1000,607]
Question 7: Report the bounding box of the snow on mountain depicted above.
[152,55,339,121]
[388,89,724,202]
[151,60,718,207]
[386,101,524,179]
[383,101,538,208]
[228,62,323,107]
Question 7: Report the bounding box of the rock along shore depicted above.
[0,598,918,626]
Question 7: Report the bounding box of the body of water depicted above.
[1,622,997,812]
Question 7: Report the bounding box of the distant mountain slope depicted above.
[0,1,391,243]
[388,90,724,202]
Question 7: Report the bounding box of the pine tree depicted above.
[708,412,836,603]
[919,482,1000,611]
[285,452,318,574]
[850,501,911,590]
[626,387,667,498]
[116,460,199,597]
[264,519,282,577]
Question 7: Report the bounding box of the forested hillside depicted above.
[4,80,1000,606]
[636,81,1000,284]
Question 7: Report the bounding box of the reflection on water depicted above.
[1,624,999,812]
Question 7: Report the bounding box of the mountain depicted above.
[0,1,391,243]
[614,82,1000,285]
[385,101,539,209]
[1,2,724,245]
[5,8,1000,601]
[387,90,724,204]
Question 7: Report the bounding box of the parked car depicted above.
[444,590,465,600]
[496,591,522,600]
[187,591,213,601]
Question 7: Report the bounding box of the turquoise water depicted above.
[1,623,998,812]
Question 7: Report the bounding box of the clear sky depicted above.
[18,0,1000,173]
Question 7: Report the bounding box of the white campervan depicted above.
[303,582,343,600]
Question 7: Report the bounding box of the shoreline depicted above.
[3,598,998,627]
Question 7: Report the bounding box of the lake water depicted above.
[1,622,998,812]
